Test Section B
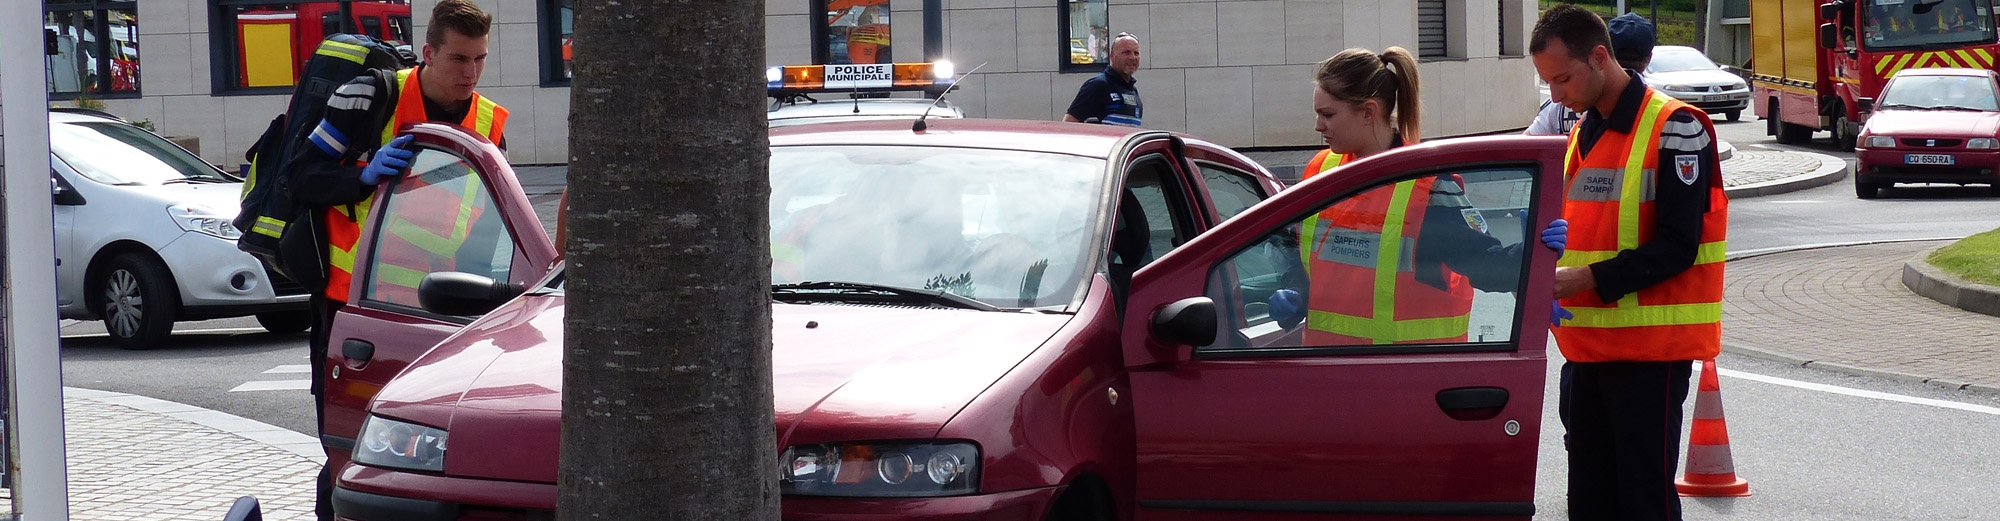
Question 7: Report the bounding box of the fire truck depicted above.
[1752,0,2000,149]
[235,1,411,88]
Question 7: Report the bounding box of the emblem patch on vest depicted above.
[1674,155,1700,185]
[1460,208,1488,233]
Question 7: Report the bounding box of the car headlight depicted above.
[779,441,978,497]
[1968,138,1999,149]
[1664,84,1695,92]
[1729,82,1748,91]
[353,415,448,472]
[1865,135,1897,148]
[166,203,242,240]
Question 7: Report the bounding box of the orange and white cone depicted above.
[1677,358,1751,497]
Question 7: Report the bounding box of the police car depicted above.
[767,61,964,127]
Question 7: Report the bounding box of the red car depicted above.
[1853,67,2000,199]
[321,119,1567,520]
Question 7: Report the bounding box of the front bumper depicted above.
[336,462,1061,521]
[1855,146,2000,185]
[1659,89,1750,113]
[155,231,310,313]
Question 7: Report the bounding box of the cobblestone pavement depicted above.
[0,391,320,520]
[1724,240,2000,392]
[1719,149,1824,187]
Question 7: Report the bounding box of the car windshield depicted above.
[1647,49,1719,73]
[51,121,234,185]
[1878,74,2000,110]
[770,145,1106,310]
[1861,0,1995,52]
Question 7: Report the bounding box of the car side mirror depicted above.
[1819,1,1842,21]
[418,271,525,317]
[222,496,262,521]
[1150,297,1217,348]
[50,175,84,206]
[1857,97,1874,113]
[1817,23,1839,50]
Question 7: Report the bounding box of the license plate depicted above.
[1907,154,1955,165]
[1703,94,1728,102]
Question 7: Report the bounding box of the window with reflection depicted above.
[1059,0,1110,72]
[211,0,413,92]
[1204,167,1540,351]
[44,1,138,97]
[364,149,515,311]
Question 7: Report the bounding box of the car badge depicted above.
[1928,139,1937,147]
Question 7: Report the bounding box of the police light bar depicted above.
[767,61,955,95]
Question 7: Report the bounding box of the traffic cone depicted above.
[1676,358,1751,497]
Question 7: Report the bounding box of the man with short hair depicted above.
[1064,33,1143,126]
[289,0,508,518]
[1530,4,1727,520]
[1527,12,1654,136]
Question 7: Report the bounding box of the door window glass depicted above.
[1203,166,1538,351]
[1196,162,1266,222]
[1115,157,1192,269]
[362,148,516,311]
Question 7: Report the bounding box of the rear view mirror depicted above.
[1857,97,1874,113]
[1819,1,1842,20]
[1817,23,1839,50]
[418,271,525,317]
[1150,297,1217,347]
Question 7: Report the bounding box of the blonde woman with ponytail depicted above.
[1267,46,1566,347]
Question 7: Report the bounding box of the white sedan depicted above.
[1644,45,1752,121]
[49,109,311,349]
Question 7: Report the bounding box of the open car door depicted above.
[319,123,560,472]
[1120,135,1568,520]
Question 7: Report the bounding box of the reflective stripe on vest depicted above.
[325,66,509,303]
[1553,89,1729,362]
[1297,149,1348,268]
[1296,162,1473,345]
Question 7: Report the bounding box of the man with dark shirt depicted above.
[289,0,508,518]
[1064,33,1143,126]
[1530,5,1728,520]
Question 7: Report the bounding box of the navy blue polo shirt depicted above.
[1066,69,1142,127]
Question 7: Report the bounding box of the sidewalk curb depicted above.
[64,387,325,464]
[1902,246,2000,318]
[1722,150,1849,199]
[1720,238,2000,394]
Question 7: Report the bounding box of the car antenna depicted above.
[914,62,984,132]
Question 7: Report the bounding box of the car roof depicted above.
[768,118,1147,158]
[49,109,126,124]
[1654,45,1700,54]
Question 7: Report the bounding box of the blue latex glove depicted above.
[1550,300,1573,327]
[362,135,416,185]
[1541,218,1568,255]
[1268,289,1305,326]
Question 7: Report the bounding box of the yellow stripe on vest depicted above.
[1564,302,1721,328]
[374,263,429,290]
[1559,241,1727,267]
[1307,311,1471,344]
[316,40,370,64]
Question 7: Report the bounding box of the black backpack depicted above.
[236,34,408,289]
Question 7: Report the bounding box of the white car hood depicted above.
[1645,69,1743,88]
[140,182,245,216]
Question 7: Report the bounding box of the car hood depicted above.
[1644,69,1743,88]
[368,296,1074,483]
[1863,109,2000,137]
[119,182,244,216]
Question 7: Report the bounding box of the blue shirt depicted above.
[1066,69,1142,127]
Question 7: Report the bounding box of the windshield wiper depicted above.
[1930,105,1992,112]
[1877,103,1928,111]
[159,178,193,185]
[771,281,999,311]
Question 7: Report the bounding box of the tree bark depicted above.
[559,0,776,518]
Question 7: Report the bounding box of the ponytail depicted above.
[1314,46,1424,143]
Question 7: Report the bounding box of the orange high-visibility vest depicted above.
[1553,89,1728,362]
[1295,149,1474,345]
[324,67,508,303]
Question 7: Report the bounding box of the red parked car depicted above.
[320,119,1567,520]
[1853,67,2000,199]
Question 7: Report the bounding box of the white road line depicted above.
[1720,368,2000,416]
[229,380,312,392]
[262,365,311,374]
[1766,200,1827,204]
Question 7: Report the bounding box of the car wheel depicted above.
[1725,109,1742,122]
[100,254,179,350]
[1831,113,1858,151]
[1777,122,1814,145]
[256,310,314,335]
[1856,181,1882,199]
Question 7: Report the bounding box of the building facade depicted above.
[54,0,1542,166]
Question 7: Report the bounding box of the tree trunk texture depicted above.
[559,0,775,518]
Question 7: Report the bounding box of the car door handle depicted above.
[1435,387,1509,421]
[343,339,375,369]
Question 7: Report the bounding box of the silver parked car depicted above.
[49,109,311,349]
[1644,45,1751,121]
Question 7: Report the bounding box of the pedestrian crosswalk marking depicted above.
[262,365,311,374]
[230,380,312,392]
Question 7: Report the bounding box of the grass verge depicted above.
[1928,227,2000,287]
